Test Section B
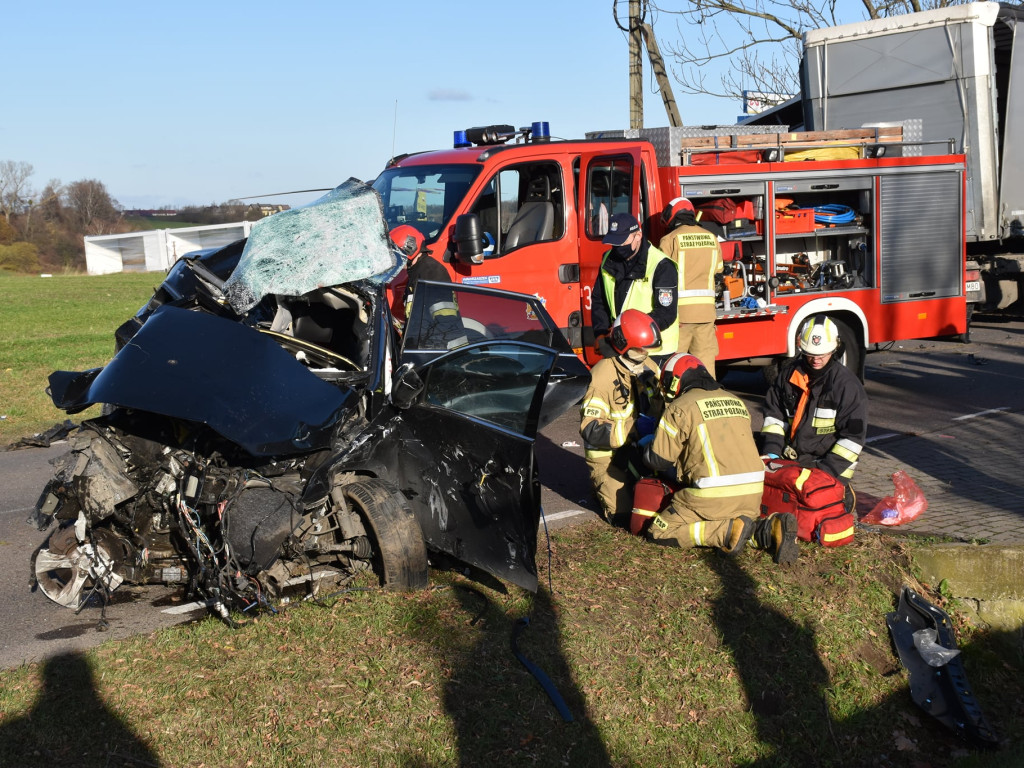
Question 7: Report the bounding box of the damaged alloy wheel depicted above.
[338,478,428,590]
[33,524,124,609]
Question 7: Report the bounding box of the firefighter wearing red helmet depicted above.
[658,197,724,377]
[580,309,665,526]
[390,225,467,348]
[637,353,798,564]
[390,225,448,317]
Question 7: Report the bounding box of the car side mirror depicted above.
[453,213,485,265]
[391,363,424,409]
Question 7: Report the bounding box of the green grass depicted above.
[0,271,158,444]
[0,524,1020,767]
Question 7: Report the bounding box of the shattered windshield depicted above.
[372,164,481,244]
[225,178,402,314]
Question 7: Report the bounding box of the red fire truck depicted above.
[372,121,968,375]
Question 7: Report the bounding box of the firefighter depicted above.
[658,197,724,377]
[590,213,678,360]
[391,225,467,348]
[580,309,664,527]
[638,353,799,564]
[760,315,868,503]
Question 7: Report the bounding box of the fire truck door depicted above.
[578,149,644,362]
[455,161,575,337]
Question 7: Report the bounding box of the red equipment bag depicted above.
[696,197,742,224]
[760,459,854,547]
[630,477,679,536]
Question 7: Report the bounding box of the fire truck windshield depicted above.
[372,164,481,243]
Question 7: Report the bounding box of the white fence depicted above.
[83,221,254,274]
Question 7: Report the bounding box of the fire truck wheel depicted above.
[831,318,864,381]
[763,316,865,384]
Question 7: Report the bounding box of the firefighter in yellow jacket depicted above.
[658,198,724,377]
[637,353,799,564]
[580,310,663,526]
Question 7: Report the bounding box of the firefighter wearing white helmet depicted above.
[761,315,869,494]
[580,309,664,526]
[637,353,798,563]
[658,197,724,377]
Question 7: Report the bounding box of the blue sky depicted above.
[3,1,846,210]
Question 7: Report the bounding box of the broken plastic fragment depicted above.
[912,627,961,667]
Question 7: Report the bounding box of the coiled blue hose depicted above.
[813,204,856,225]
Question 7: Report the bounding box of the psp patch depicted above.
[657,288,674,307]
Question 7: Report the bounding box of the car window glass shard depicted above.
[225,178,402,314]
[421,343,556,435]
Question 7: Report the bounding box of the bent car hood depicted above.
[48,305,355,457]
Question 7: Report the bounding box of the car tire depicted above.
[339,478,428,590]
[831,317,864,381]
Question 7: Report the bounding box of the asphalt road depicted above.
[2,316,1021,669]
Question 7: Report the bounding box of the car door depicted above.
[397,283,588,590]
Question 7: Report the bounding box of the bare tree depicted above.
[0,160,35,223]
[64,179,122,235]
[647,0,971,107]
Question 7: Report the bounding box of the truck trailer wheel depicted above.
[338,478,429,590]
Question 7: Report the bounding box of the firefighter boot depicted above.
[720,516,755,556]
[754,513,799,565]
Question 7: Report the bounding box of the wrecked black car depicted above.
[30,180,587,617]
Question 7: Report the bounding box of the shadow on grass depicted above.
[403,585,612,768]
[708,555,1021,767]
[0,651,160,768]
[709,554,835,766]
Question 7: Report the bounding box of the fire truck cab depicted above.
[372,121,968,374]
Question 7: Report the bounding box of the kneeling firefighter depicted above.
[636,354,799,564]
[580,310,664,526]
[760,315,867,512]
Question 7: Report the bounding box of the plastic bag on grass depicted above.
[862,470,928,526]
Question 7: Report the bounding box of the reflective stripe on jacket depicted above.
[761,358,868,483]
[658,225,723,324]
[581,356,661,460]
[649,388,764,502]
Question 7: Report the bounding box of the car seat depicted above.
[503,176,555,249]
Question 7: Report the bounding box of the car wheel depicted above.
[338,478,428,590]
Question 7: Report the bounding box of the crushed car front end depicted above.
[31,179,588,618]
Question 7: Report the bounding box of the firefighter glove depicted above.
[636,413,657,438]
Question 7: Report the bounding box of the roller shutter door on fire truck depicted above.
[879,171,963,302]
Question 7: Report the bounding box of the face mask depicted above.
[625,348,649,364]
[612,243,637,260]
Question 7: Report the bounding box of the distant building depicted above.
[124,209,179,217]
[84,221,253,274]
[252,203,290,216]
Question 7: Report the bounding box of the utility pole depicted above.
[624,0,682,129]
[642,23,682,127]
[629,0,643,129]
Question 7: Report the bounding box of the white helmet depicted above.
[797,316,840,355]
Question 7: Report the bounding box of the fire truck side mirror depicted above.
[453,213,485,265]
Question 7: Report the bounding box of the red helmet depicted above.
[609,309,661,354]
[660,196,695,225]
[659,353,705,398]
[390,225,424,258]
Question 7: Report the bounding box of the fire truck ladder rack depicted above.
[678,128,957,165]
